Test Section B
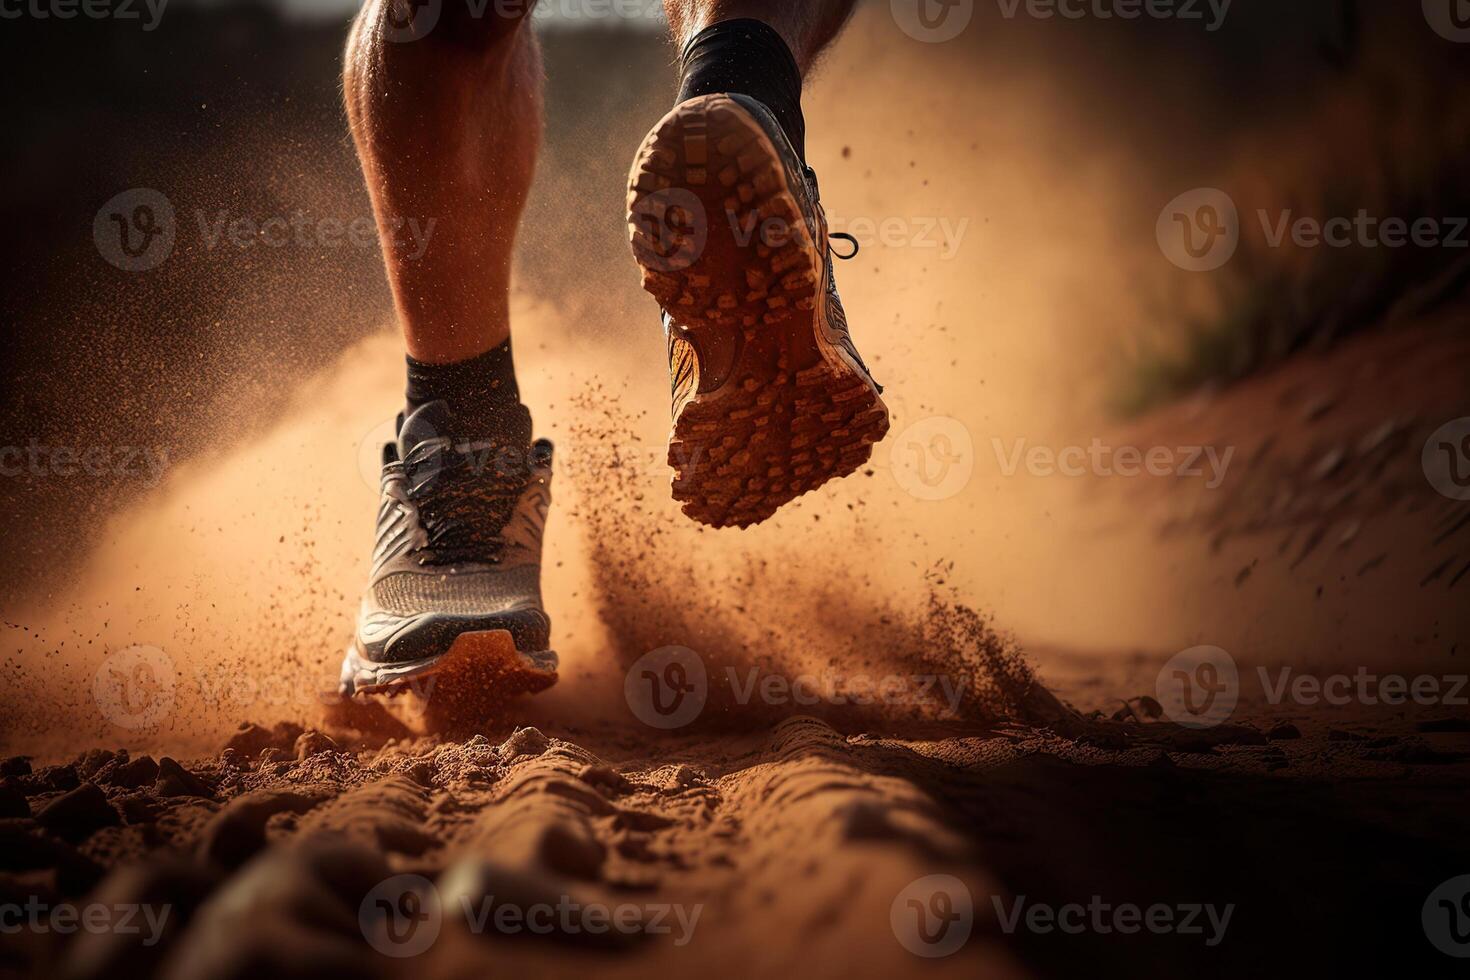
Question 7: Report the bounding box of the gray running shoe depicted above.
[339,400,557,699]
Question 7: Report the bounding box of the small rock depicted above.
[404,761,434,788]
[154,758,214,799]
[107,756,160,790]
[0,819,105,894]
[500,726,550,760]
[1267,723,1302,741]
[270,721,306,750]
[578,764,632,795]
[21,764,80,794]
[197,789,324,869]
[115,795,163,825]
[37,783,121,842]
[74,749,118,781]
[224,723,274,759]
[668,764,706,788]
[294,731,338,761]
[1135,696,1164,719]
[0,756,32,777]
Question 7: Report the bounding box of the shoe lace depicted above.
[402,440,529,566]
[828,232,860,260]
[804,164,862,262]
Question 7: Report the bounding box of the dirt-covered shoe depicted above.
[626,92,889,529]
[339,400,557,700]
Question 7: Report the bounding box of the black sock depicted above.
[677,18,806,162]
[405,341,530,445]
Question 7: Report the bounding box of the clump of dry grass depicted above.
[1116,16,1470,416]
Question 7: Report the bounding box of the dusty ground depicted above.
[2,320,1466,976]
[3,678,1469,978]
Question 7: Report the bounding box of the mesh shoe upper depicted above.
[355,400,553,665]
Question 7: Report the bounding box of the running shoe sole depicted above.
[627,94,889,529]
[338,630,557,731]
